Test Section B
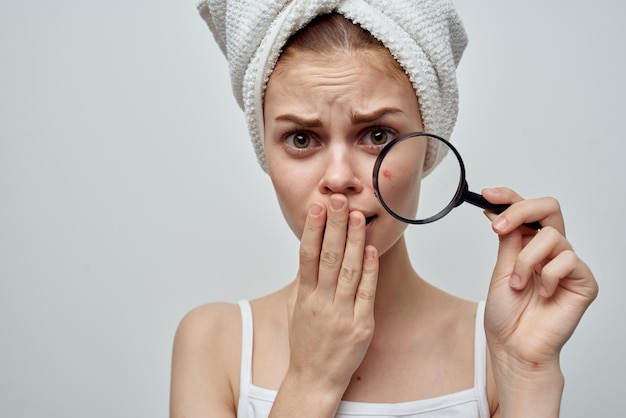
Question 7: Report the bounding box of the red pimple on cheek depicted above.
[383,169,392,179]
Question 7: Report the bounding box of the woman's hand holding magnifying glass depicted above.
[481,187,598,416]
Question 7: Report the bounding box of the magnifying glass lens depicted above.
[376,134,463,224]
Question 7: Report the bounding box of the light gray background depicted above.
[1,1,623,416]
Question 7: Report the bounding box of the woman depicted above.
[171,2,598,416]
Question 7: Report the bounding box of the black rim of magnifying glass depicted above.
[372,132,541,229]
[372,132,467,225]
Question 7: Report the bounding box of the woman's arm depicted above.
[170,303,240,418]
[482,187,598,417]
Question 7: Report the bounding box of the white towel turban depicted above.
[198,0,467,173]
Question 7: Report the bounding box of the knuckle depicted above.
[303,216,323,235]
[516,251,534,269]
[560,249,578,263]
[357,318,375,340]
[338,265,358,287]
[590,277,600,300]
[362,262,377,276]
[539,225,562,242]
[354,325,374,345]
[544,196,561,213]
[320,249,341,269]
[356,286,375,302]
[326,212,346,228]
[539,263,558,281]
[299,247,318,265]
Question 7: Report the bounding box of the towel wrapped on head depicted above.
[198,0,467,173]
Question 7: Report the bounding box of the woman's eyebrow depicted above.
[274,114,322,128]
[274,107,405,127]
[350,107,405,124]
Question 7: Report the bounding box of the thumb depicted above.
[485,211,523,288]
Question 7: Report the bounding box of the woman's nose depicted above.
[318,147,364,195]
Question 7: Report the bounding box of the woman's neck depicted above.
[370,235,431,320]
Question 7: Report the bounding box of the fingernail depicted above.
[510,273,521,288]
[309,203,322,216]
[493,217,508,231]
[330,195,344,210]
[539,285,549,297]
[349,213,362,227]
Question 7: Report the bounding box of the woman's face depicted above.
[263,48,425,255]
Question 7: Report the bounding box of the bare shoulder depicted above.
[170,302,242,418]
[175,302,242,346]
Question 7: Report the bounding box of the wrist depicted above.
[490,352,564,418]
[270,370,346,417]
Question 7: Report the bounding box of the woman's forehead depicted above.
[265,52,418,117]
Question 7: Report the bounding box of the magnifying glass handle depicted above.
[465,191,542,230]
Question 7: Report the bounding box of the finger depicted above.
[317,194,350,297]
[483,188,565,235]
[334,211,366,306]
[298,202,326,296]
[510,226,573,291]
[491,219,524,284]
[354,245,379,321]
[538,250,598,301]
[481,187,524,205]
[485,189,527,281]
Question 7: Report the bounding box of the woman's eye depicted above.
[365,128,394,146]
[283,131,318,155]
[371,130,389,145]
[290,133,310,149]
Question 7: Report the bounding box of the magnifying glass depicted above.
[372,132,541,229]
